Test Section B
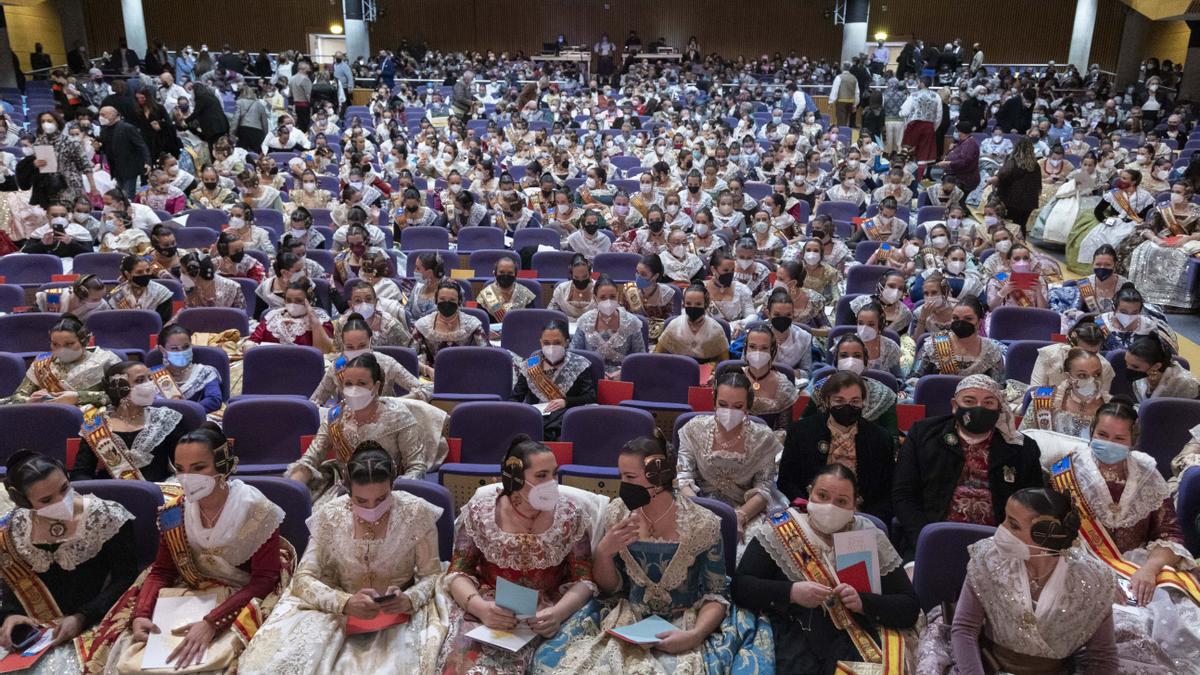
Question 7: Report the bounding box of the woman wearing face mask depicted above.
[475,256,535,324]
[738,323,801,431]
[30,111,97,208]
[856,270,914,337]
[548,254,597,320]
[180,251,245,310]
[747,209,787,262]
[331,205,387,252]
[712,189,747,233]
[773,261,828,336]
[1124,333,1200,402]
[735,463,918,673]
[618,204,671,256]
[541,435,773,673]
[605,191,643,236]
[288,171,332,211]
[1026,320,1113,393]
[918,223,954,270]
[241,443,449,674]
[985,242,1049,311]
[439,435,596,673]
[212,231,265,282]
[629,174,663,218]
[787,236,840,305]
[703,250,757,333]
[1143,157,1174,195]
[3,314,121,407]
[1049,245,1127,323]
[154,325,224,413]
[1032,152,1104,246]
[35,273,110,319]
[677,368,784,543]
[106,254,175,324]
[188,164,238,210]
[1029,403,1200,670]
[655,283,730,363]
[851,303,904,379]
[355,249,403,305]
[657,228,705,283]
[0,450,139,674]
[1066,168,1155,275]
[911,295,1006,382]
[509,320,596,440]
[821,168,867,211]
[224,200,276,256]
[688,209,724,259]
[761,290,814,380]
[850,197,905,246]
[248,280,335,353]
[570,279,647,379]
[912,272,958,341]
[410,281,487,379]
[93,424,293,673]
[619,255,676,342]
[312,313,427,405]
[1095,284,1172,352]
[405,251,447,326]
[564,208,612,259]
[70,361,184,481]
[389,187,438,236]
[1126,179,1200,311]
[1019,348,1112,438]
[289,354,444,505]
[254,252,308,319]
[937,244,984,300]
[916,487,1117,675]
[802,335,900,439]
[339,279,411,344]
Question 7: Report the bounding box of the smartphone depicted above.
[11,623,41,651]
[372,593,397,604]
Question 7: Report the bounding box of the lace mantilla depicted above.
[172,364,220,400]
[413,311,484,343]
[121,406,183,468]
[9,495,133,572]
[459,491,590,571]
[263,307,332,343]
[37,348,121,391]
[183,480,285,568]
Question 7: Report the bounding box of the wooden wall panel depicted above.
[81,0,1136,70]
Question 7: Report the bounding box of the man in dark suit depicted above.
[177,83,229,158]
[66,40,89,74]
[109,38,140,75]
[995,88,1036,134]
[29,43,51,80]
[892,374,1042,558]
[97,106,150,198]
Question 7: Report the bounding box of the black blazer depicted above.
[779,412,896,524]
[187,88,231,143]
[892,414,1042,557]
[99,120,150,180]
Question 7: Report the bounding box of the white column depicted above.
[120,0,147,56]
[1068,0,1098,73]
[343,0,369,63]
[840,0,869,65]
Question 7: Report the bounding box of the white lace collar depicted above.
[263,308,331,343]
[119,406,183,469]
[9,496,133,572]
[459,488,590,571]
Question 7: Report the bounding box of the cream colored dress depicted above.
[240,492,449,675]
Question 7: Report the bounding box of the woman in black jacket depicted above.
[993,136,1042,236]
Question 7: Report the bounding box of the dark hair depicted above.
[273,251,300,275]
[499,433,553,496]
[1127,334,1173,369]
[102,360,143,405]
[709,249,732,271]
[50,313,89,343]
[743,322,778,359]
[1115,283,1143,309]
[120,253,147,275]
[1091,397,1139,442]
[808,462,859,500]
[1068,319,1105,348]
[569,253,591,274]
[3,450,66,508]
[1092,244,1117,262]
[683,282,709,307]
[639,253,664,278]
[832,333,868,364]
[344,353,384,393]
[1009,487,1081,552]
[290,206,312,225]
[346,441,397,486]
[592,273,618,296]
[778,260,806,286]
[957,294,985,320]
[1062,347,1100,373]
[343,279,378,301]
[416,251,446,278]
[175,421,238,475]
[713,364,755,409]
[541,319,570,343]
[340,312,374,341]
[157,324,192,348]
[435,279,463,303]
[619,433,676,491]
[821,370,867,401]
[763,288,793,315]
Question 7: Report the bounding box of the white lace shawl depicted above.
[262,307,332,343]
[573,309,643,367]
[183,480,284,584]
[516,351,591,404]
[172,364,221,400]
[9,495,133,572]
[31,348,121,391]
[119,406,183,469]
[658,250,704,281]
[676,415,783,507]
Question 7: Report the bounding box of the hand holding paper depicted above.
[495,577,539,619]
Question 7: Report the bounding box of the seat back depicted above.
[912,522,995,611]
[154,399,208,434]
[0,283,23,312]
[73,480,164,569]
[456,227,505,252]
[242,344,325,396]
[691,497,738,576]
[1135,398,1200,478]
[620,353,699,404]
[0,312,60,352]
[0,253,62,283]
[987,307,1060,342]
[239,476,313,556]
[449,402,544,463]
[1178,468,1200,556]
[845,264,889,295]
[393,478,456,560]
[833,293,864,327]
[179,208,227,231]
[433,346,515,399]
[561,406,657,467]
[222,398,321,468]
[174,307,250,335]
[0,403,82,466]
[173,227,220,249]
[531,250,577,278]
[468,249,521,275]
[85,309,162,351]
[592,252,641,281]
[514,228,563,252]
[72,252,126,281]
[500,309,569,358]
[0,352,26,397]
[1005,340,1054,385]
[399,226,451,251]
[912,375,964,417]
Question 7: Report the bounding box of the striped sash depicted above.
[931,332,959,375]
[31,352,66,395]
[150,365,183,400]
[80,409,144,481]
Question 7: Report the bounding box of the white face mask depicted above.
[903,243,920,258]
[803,251,822,266]
[714,407,745,431]
[856,324,878,342]
[1073,376,1099,399]
[983,215,1000,226]
[1115,311,1139,327]
[946,260,966,274]
[993,522,1056,560]
[526,479,560,511]
[746,350,771,370]
[342,384,375,411]
[666,204,680,215]
[302,181,317,192]
[1171,192,1186,204]
[880,287,902,304]
[178,473,217,502]
[807,501,855,534]
[719,204,733,216]
[931,235,949,248]
[35,488,76,522]
[694,223,710,238]
[227,217,245,229]
[671,244,687,259]
[585,177,597,189]
[640,183,653,195]
[72,212,90,223]
[54,347,85,363]
[129,381,158,407]
[41,121,58,135]
[343,348,369,361]
[994,240,1012,254]
[597,299,618,316]
[352,302,375,319]
[285,302,308,318]
[541,344,565,364]
[837,356,865,374]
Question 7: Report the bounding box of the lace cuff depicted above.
[1148,539,1197,571]
[700,593,731,610]
[442,571,479,593]
[560,579,599,599]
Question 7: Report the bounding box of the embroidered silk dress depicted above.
[2,347,121,407]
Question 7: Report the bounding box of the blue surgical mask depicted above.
[165,347,193,368]
[1090,438,1130,464]
[635,276,655,290]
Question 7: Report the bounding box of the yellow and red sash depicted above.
[1031,387,1056,431]
[621,282,645,314]
[43,287,65,313]
[1051,455,1200,605]
[326,404,355,464]
[31,352,66,395]
[931,332,959,375]
[150,365,183,400]
[109,286,138,310]
[0,516,90,661]
[1158,205,1187,237]
[525,355,566,402]
[768,510,905,674]
[1110,189,1143,224]
[477,284,511,322]
[1076,278,1099,313]
[80,408,145,481]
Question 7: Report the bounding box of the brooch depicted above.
[817,441,829,455]
[943,433,959,447]
[1003,466,1016,483]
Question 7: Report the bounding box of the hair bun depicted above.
[4,449,38,477]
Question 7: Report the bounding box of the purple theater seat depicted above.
[917,205,947,224]
[814,200,861,223]
[449,401,543,463]
[987,307,1060,342]
[222,398,321,474]
[556,406,658,495]
[241,344,325,396]
[404,249,458,277]
[1135,398,1200,478]
[432,346,514,402]
[146,346,231,399]
[468,249,521,275]
[531,250,576,279]
[833,293,864,327]
[845,264,890,295]
[85,309,162,352]
[310,208,335,229]
[912,375,964,418]
[912,522,995,611]
[514,228,563,252]
[854,241,883,264]
[239,476,313,556]
[1178,468,1200,555]
[154,399,207,433]
[619,353,700,413]
[73,479,164,569]
[400,226,451,251]
[72,252,125,281]
[180,208,227,231]
[173,307,250,335]
[691,497,738,576]
[0,254,62,283]
[1005,340,1054,385]
[0,352,25,397]
[0,403,82,467]
[0,283,24,312]
[457,227,505,252]
[0,312,60,353]
[173,227,220,249]
[393,477,455,560]
[592,252,641,281]
[500,308,569,358]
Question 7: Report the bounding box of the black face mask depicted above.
[687,184,700,193]
[685,306,705,321]
[828,404,863,427]
[770,315,793,333]
[572,278,591,290]
[131,274,152,288]
[1125,368,1150,382]
[584,223,599,234]
[716,271,734,287]
[811,230,827,240]
[496,273,515,289]
[955,405,1000,434]
[203,181,219,190]
[229,251,246,263]
[156,245,177,258]
[648,220,664,232]
[950,319,976,338]
[405,204,419,212]
[618,481,653,511]
[1093,267,1114,282]
[437,300,458,317]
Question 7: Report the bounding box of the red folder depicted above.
[598,380,634,405]
[346,612,409,635]
[688,386,714,412]
[837,560,872,595]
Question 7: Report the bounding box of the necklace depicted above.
[112,403,145,425]
[508,496,540,533]
[712,425,745,453]
[743,366,765,391]
[199,499,225,529]
[639,501,676,537]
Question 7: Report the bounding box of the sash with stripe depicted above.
[0,515,89,663]
[1109,189,1143,224]
[621,282,645,314]
[1076,278,1099,313]
[109,286,138,311]
[80,408,145,481]
[524,355,566,402]
[477,284,512,322]
[150,365,183,400]
[1051,455,1200,605]
[1031,387,1055,431]
[768,510,905,674]
[327,404,355,464]
[43,288,65,313]
[1158,205,1187,237]
[31,352,67,395]
[931,332,959,375]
